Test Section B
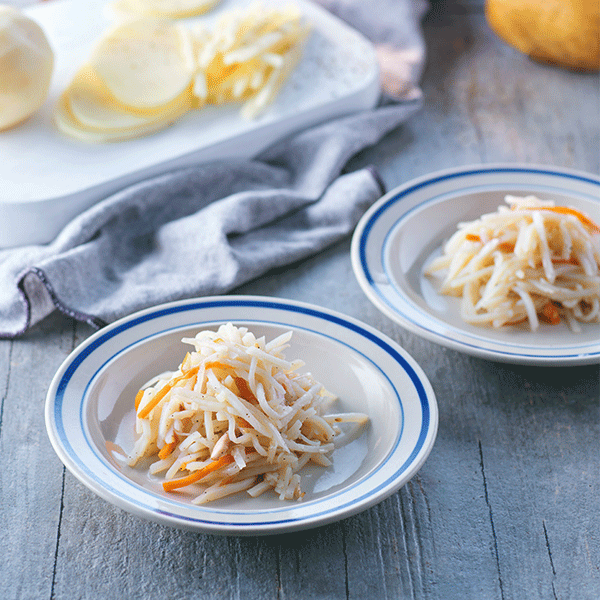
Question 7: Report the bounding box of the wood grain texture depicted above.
[0,315,87,600]
[1,1,599,599]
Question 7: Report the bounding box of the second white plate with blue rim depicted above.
[351,164,600,366]
[45,296,438,534]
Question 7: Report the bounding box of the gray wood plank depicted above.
[51,490,280,600]
[0,314,86,600]
[274,525,348,599]
[476,362,600,600]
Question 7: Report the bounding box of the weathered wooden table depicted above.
[2,2,599,599]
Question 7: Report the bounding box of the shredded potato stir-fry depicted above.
[129,323,367,504]
[425,195,600,332]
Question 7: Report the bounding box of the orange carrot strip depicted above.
[234,377,259,404]
[162,454,235,492]
[134,389,144,411]
[158,436,178,460]
[498,242,515,253]
[530,206,600,233]
[540,302,561,325]
[203,361,229,370]
[219,475,236,487]
[465,234,481,242]
[181,366,200,379]
[138,384,171,419]
[137,366,200,419]
[552,256,579,265]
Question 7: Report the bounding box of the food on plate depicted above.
[0,5,54,131]
[425,195,600,332]
[111,0,221,19]
[55,3,309,142]
[128,323,368,504]
[485,0,600,72]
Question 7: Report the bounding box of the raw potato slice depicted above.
[55,90,190,142]
[67,66,191,130]
[112,0,221,19]
[0,5,54,130]
[89,19,195,109]
[54,80,191,143]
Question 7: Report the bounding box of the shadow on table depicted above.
[481,360,599,411]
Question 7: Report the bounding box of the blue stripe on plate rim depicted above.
[50,297,435,528]
[357,165,600,361]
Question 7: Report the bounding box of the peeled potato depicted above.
[485,0,600,71]
[0,5,54,130]
[112,0,221,19]
[89,19,195,109]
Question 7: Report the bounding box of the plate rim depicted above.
[351,163,600,366]
[45,295,438,534]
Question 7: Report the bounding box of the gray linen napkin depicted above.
[0,1,427,338]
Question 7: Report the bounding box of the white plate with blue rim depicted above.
[351,164,600,366]
[45,295,438,534]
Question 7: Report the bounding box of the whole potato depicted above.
[0,5,54,130]
[485,0,600,71]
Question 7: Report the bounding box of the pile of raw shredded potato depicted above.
[55,0,310,142]
[128,323,368,504]
[425,195,600,332]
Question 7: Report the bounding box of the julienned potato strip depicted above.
[55,2,310,142]
[425,195,600,332]
[129,323,368,505]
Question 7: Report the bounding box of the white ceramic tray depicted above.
[1,0,379,247]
